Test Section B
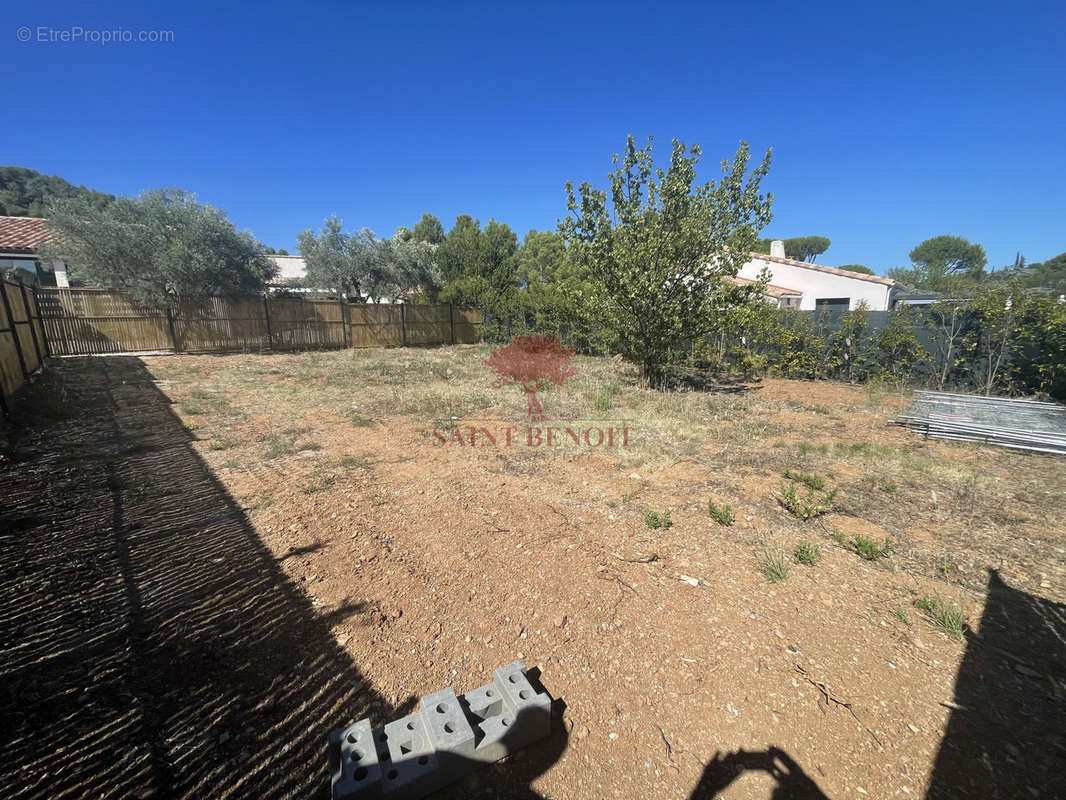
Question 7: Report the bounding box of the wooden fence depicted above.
[35,289,483,357]
[0,277,47,414]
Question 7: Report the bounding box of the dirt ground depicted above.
[2,347,1064,799]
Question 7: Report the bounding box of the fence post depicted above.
[30,286,51,357]
[339,295,350,348]
[165,304,179,352]
[0,281,29,378]
[400,302,407,347]
[263,295,273,349]
[449,303,455,344]
[16,276,43,367]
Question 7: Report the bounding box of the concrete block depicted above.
[329,661,552,800]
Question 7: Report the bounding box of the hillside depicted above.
[0,166,114,217]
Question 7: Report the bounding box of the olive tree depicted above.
[561,136,773,384]
[43,188,276,303]
[298,217,440,301]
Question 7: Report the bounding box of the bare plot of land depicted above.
[2,348,1064,799]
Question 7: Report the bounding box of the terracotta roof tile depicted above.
[731,275,804,299]
[0,216,53,252]
[751,252,897,287]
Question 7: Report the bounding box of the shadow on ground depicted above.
[0,357,565,799]
[926,569,1066,799]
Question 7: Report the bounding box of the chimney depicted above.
[770,240,786,259]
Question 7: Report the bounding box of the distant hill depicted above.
[0,166,114,217]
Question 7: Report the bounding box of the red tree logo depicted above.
[484,335,578,421]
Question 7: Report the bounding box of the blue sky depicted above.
[5,0,1065,274]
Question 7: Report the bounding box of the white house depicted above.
[737,240,902,311]
[268,254,307,283]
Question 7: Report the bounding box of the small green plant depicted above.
[302,474,337,495]
[346,409,374,427]
[594,382,620,413]
[779,481,837,520]
[879,479,897,493]
[793,540,820,566]
[261,434,296,459]
[831,531,894,560]
[913,595,966,639]
[644,510,672,530]
[892,607,912,626]
[782,468,826,490]
[761,549,790,582]
[707,498,735,526]
[850,534,894,560]
[796,440,829,458]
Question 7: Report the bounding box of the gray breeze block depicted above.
[329,660,552,800]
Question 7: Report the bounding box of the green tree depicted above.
[1014,295,1066,399]
[784,235,830,262]
[562,135,773,384]
[1021,252,1066,293]
[436,215,482,284]
[438,216,520,316]
[42,188,275,303]
[754,235,831,262]
[298,218,439,301]
[838,264,874,275]
[379,229,441,302]
[517,229,611,352]
[411,212,446,245]
[298,216,360,295]
[969,283,1023,395]
[925,298,974,390]
[873,307,928,384]
[892,235,987,289]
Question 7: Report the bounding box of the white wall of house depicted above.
[738,252,896,311]
[269,254,307,281]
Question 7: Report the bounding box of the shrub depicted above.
[782,468,826,490]
[794,540,820,566]
[850,534,893,560]
[707,498,735,526]
[832,531,894,560]
[760,549,790,582]
[913,595,966,639]
[644,510,672,530]
[779,481,837,520]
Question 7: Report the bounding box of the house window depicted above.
[815,297,850,313]
[0,257,41,284]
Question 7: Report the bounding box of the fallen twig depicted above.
[655,724,679,769]
[795,664,883,748]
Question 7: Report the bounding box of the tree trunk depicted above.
[525,390,546,422]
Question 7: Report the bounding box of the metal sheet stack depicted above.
[892,390,1066,455]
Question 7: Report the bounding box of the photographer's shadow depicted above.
[689,746,830,800]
